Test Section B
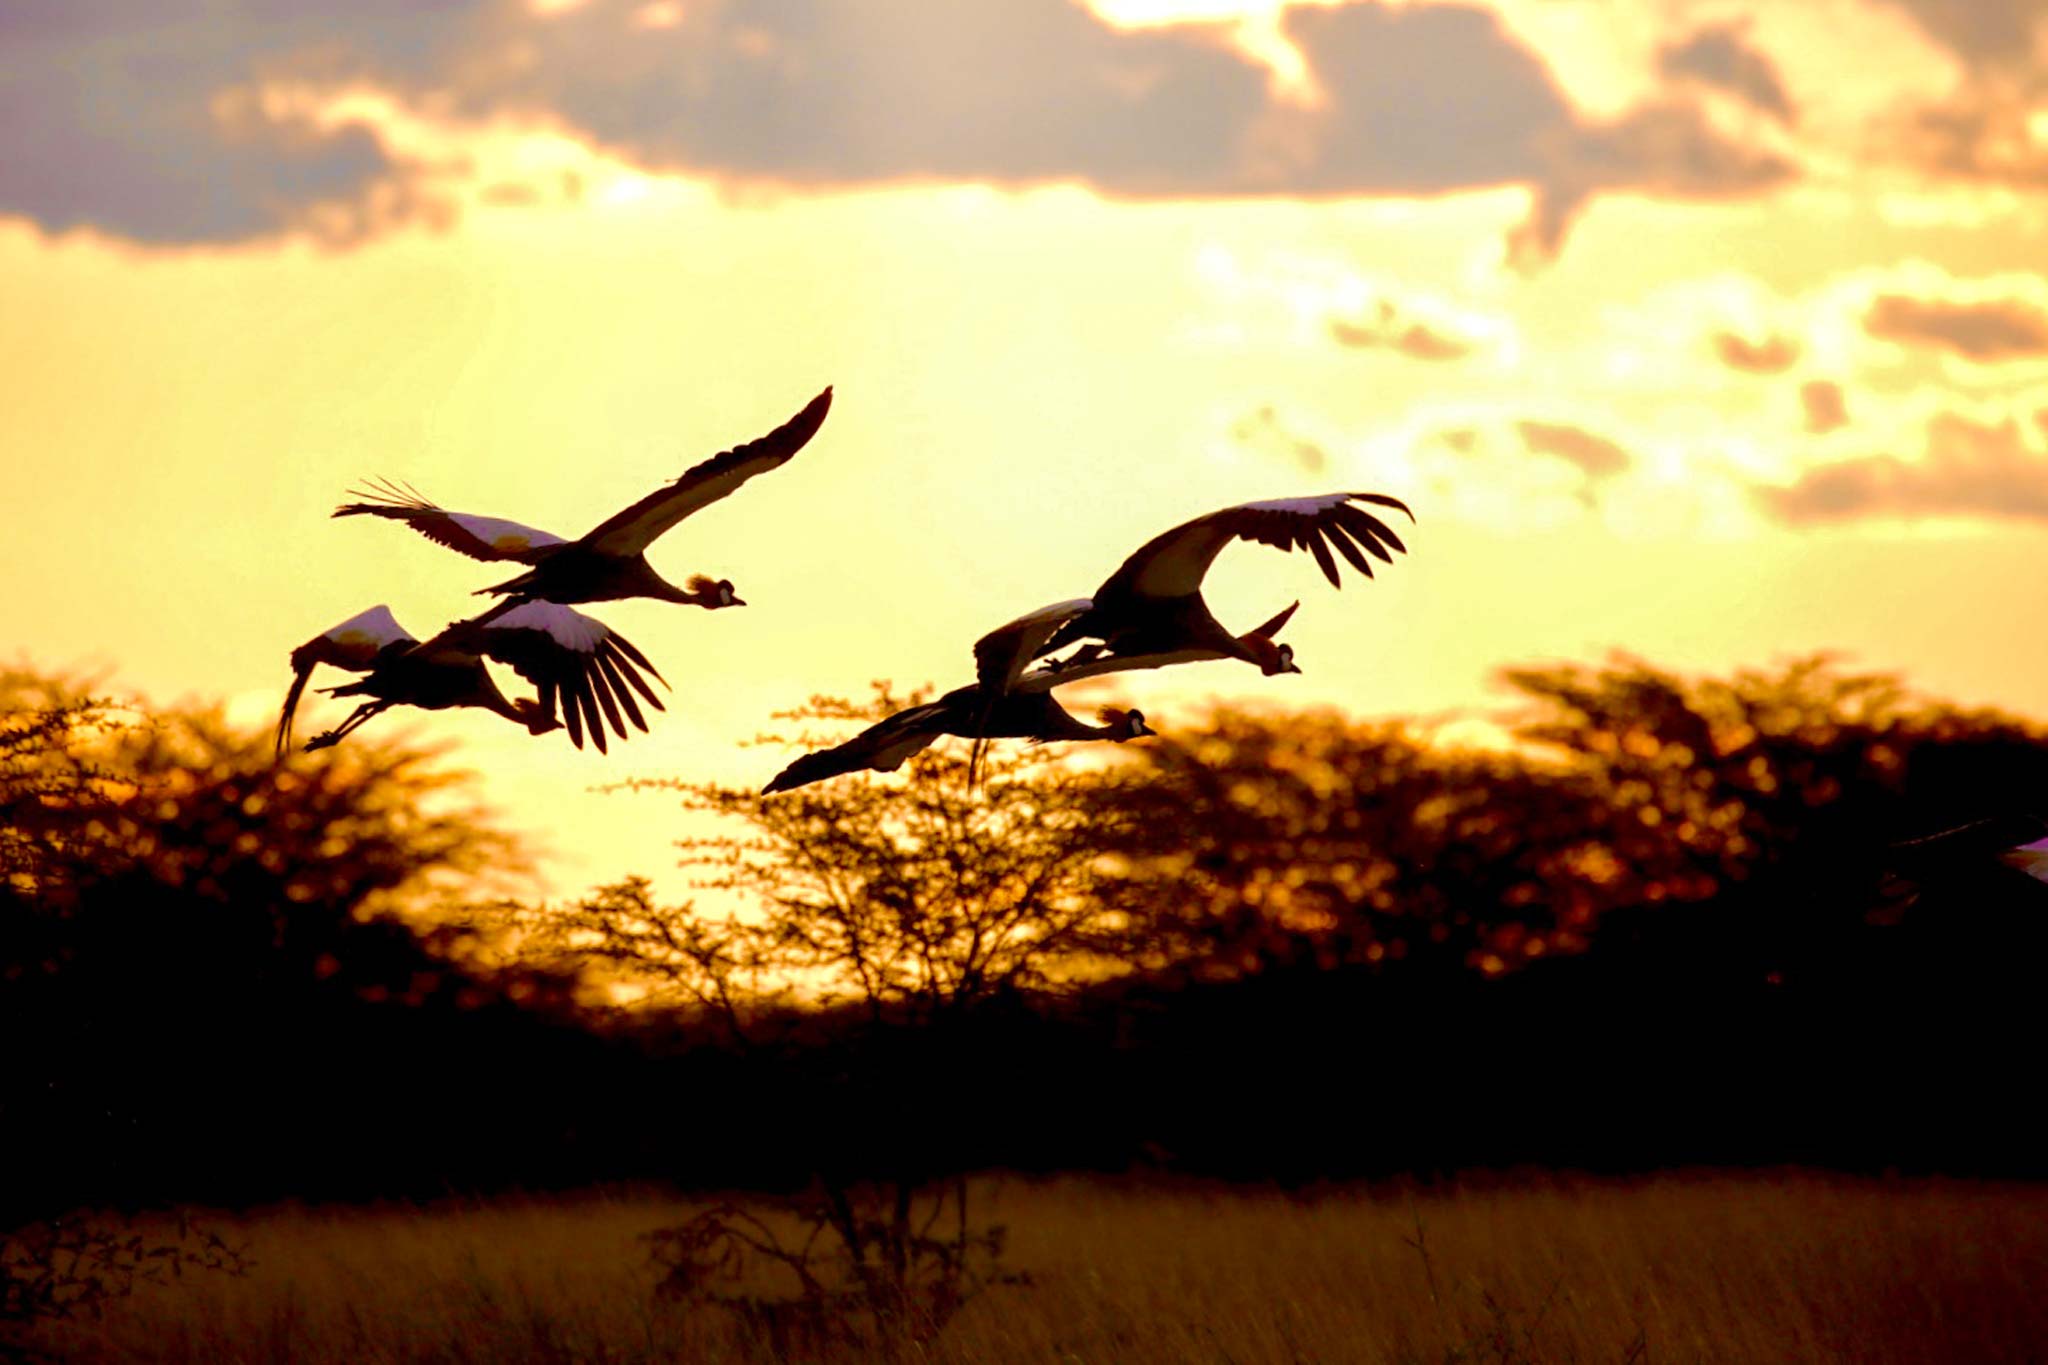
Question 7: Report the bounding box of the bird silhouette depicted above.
[334,387,832,608]
[762,687,1153,794]
[277,600,666,756]
[969,493,1409,711]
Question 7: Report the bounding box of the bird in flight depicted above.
[764,604,1301,792]
[276,600,666,756]
[333,386,833,608]
[978,492,1411,696]
[762,687,1153,794]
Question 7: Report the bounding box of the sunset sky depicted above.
[8,0,2048,896]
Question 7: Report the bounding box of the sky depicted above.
[8,0,2048,898]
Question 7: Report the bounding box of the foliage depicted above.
[1,1212,249,1348]
[509,686,1149,1344]
[1092,654,2048,979]
[0,665,612,1214]
[647,1177,1023,1354]
[516,685,1155,1033]
[1,665,513,928]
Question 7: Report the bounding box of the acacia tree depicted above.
[3,666,543,1225]
[527,685,1154,1031]
[1088,655,2048,983]
[509,685,1156,1346]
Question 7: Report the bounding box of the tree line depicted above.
[7,653,2048,1223]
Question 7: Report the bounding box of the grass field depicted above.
[21,1172,2048,1363]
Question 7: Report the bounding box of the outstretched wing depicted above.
[762,699,953,794]
[1014,602,1300,693]
[1098,492,1412,601]
[333,478,568,564]
[973,598,1094,694]
[277,605,417,758]
[463,601,668,754]
[585,387,834,557]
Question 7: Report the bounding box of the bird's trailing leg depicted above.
[303,701,388,751]
[1040,642,1108,676]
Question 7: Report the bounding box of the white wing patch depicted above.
[491,600,607,655]
[324,604,414,652]
[449,514,567,554]
[2002,837,2048,884]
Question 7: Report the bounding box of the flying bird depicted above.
[276,600,666,757]
[762,687,1153,794]
[333,386,833,607]
[764,605,1301,793]
[981,492,1411,693]
[964,599,1301,785]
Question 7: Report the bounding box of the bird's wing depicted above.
[1012,646,1223,694]
[762,699,953,793]
[973,598,1095,694]
[333,479,568,564]
[584,387,834,557]
[461,601,668,753]
[1892,813,2048,864]
[278,606,418,757]
[1097,492,1412,600]
[1014,601,1301,694]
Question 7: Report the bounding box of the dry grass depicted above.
[22,1172,2048,1364]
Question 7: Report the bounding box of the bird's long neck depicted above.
[475,674,528,727]
[644,565,719,606]
[1041,704,1110,742]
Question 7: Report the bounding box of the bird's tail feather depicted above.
[275,662,315,760]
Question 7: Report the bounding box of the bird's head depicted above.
[1101,707,1157,741]
[1240,600,1302,675]
[515,698,562,736]
[687,574,746,608]
[1244,635,1303,676]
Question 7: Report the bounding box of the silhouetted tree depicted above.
[513,686,1146,1344]
[1085,707,1607,980]
[1,665,619,1215]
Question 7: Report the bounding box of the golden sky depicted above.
[8,0,2048,895]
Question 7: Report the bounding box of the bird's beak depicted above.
[1135,717,1157,738]
[1284,659,1303,675]
[729,595,748,607]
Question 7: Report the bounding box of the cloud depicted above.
[1516,421,1632,480]
[1500,100,1795,269]
[1801,380,1850,434]
[0,0,1796,257]
[1713,330,1802,374]
[1232,405,1327,473]
[1755,412,2048,523]
[1659,23,1796,124]
[1329,298,1475,362]
[1872,3,2048,190]
[1874,0,2048,66]
[1864,291,2048,361]
[517,0,1270,194]
[0,3,470,245]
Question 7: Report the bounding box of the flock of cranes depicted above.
[276,388,1415,792]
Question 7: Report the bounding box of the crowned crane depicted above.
[276,600,667,757]
[333,387,832,607]
[975,492,1411,694]
[965,599,1300,785]
[765,605,1300,793]
[762,687,1153,794]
